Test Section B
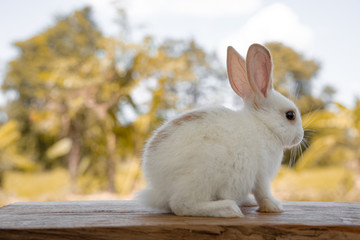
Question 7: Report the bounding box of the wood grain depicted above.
[0,201,359,239]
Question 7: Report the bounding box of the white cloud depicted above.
[127,0,261,18]
[219,3,314,59]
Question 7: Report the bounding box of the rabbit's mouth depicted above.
[284,132,304,149]
[289,134,303,148]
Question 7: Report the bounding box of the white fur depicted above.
[136,44,304,217]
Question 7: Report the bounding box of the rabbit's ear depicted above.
[227,46,252,101]
[246,44,273,98]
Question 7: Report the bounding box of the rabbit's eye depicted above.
[285,111,296,121]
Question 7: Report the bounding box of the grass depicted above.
[1,164,359,207]
[2,168,70,199]
[272,166,358,202]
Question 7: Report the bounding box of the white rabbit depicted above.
[137,44,304,217]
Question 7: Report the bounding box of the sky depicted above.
[1,0,360,107]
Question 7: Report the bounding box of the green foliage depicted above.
[298,102,360,170]
[46,138,72,159]
[0,121,19,152]
[0,120,35,174]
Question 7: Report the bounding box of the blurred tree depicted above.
[2,7,223,193]
[265,42,319,96]
[265,42,325,115]
[3,7,111,189]
[321,85,336,107]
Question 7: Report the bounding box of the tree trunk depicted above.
[67,121,82,191]
[106,132,117,193]
[68,139,80,184]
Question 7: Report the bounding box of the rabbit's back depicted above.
[144,106,252,170]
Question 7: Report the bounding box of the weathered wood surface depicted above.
[0,201,359,240]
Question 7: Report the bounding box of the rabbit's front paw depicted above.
[241,195,257,207]
[257,198,283,213]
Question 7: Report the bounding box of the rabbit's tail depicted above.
[136,188,170,211]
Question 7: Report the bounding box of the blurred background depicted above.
[0,0,360,206]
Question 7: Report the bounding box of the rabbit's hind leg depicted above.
[169,196,243,218]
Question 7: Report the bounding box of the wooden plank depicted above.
[0,201,359,239]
